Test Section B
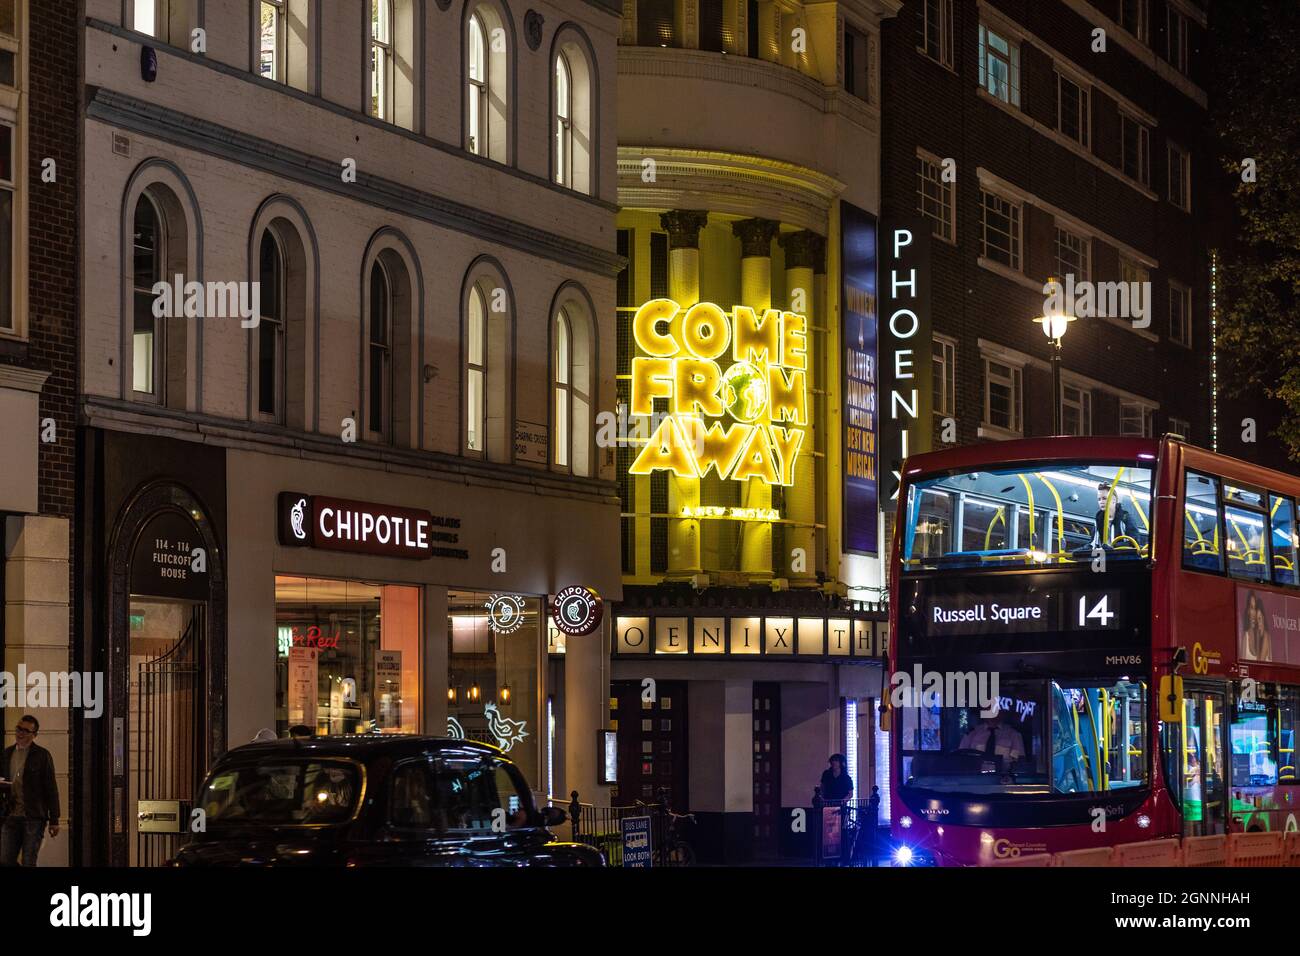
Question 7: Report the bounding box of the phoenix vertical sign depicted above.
[879,220,932,504]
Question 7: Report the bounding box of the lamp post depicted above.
[1034,277,1076,435]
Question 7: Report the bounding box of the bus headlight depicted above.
[893,846,914,866]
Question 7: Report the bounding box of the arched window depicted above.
[463,265,511,461]
[132,194,164,400]
[256,231,286,420]
[551,290,594,476]
[465,3,509,163]
[370,0,394,121]
[466,12,487,155]
[552,32,594,194]
[369,259,392,437]
[554,52,571,187]
[466,283,486,452]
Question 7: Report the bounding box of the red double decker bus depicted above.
[886,436,1300,866]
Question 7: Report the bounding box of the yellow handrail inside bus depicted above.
[1033,474,1066,555]
[1185,509,1206,542]
[1101,689,1111,789]
[1128,489,1150,532]
[985,507,1006,551]
[1102,468,1127,545]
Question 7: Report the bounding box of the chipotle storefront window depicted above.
[447,590,541,785]
[275,575,422,736]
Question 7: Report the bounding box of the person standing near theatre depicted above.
[0,716,61,866]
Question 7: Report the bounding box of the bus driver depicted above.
[959,709,1026,762]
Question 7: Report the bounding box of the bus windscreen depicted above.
[903,462,1154,571]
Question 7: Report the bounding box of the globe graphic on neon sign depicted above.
[720,361,767,423]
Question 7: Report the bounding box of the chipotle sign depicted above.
[278,492,468,560]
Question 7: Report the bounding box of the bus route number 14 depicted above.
[1078,594,1117,629]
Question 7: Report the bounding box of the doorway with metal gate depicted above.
[127,598,205,866]
[107,482,227,867]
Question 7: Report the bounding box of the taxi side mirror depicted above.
[1159,675,1183,723]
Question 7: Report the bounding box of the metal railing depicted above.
[536,790,676,866]
[812,787,883,867]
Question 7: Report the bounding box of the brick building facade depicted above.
[0,0,78,866]
[880,0,1214,450]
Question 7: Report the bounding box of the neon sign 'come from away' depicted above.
[628,299,808,486]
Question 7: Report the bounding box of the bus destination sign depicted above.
[924,589,1122,637]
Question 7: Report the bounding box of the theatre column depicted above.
[733,217,779,580]
[661,210,709,579]
[779,230,820,586]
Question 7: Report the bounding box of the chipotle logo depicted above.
[278,492,468,561]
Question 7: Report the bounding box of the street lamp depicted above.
[1034,277,1076,434]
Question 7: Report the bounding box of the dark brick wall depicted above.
[881,0,1213,449]
[24,0,78,517]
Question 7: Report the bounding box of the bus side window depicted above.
[1182,472,1223,573]
[1224,488,1270,582]
[1269,494,1299,587]
[1281,689,1298,784]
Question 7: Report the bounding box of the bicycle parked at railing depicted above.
[636,793,697,867]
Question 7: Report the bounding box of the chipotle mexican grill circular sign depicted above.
[552,586,603,636]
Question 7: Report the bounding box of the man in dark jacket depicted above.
[0,715,61,866]
[819,753,854,802]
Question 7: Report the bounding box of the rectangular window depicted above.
[1182,471,1222,573]
[1225,484,1270,582]
[1231,698,1278,788]
[1056,72,1089,147]
[1281,689,1299,783]
[1119,400,1153,437]
[1119,254,1150,292]
[0,121,11,334]
[1169,280,1191,347]
[980,190,1021,270]
[448,590,542,784]
[134,0,158,37]
[917,0,954,69]
[978,23,1020,107]
[0,1,14,37]
[1055,227,1090,283]
[698,0,725,53]
[1061,383,1092,436]
[1167,142,1190,210]
[747,0,759,58]
[1269,494,1298,587]
[983,359,1022,433]
[259,1,286,82]
[932,336,956,419]
[917,152,954,242]
[275,576,422,736]
[844,25,871,103]
[1166,7,1189,74]
[1120,113,1149,185]
[1120,0,1148,42]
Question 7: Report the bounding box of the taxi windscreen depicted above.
[197,759,362,826]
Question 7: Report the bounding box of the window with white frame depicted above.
[1056,71,1089,148]
[256,231,286,421]
[1167,141,1190,211]
[1166,7,1189,74]
[466,284,486,452]
[980,190,1021,270]
[1120,112,1149,185]
[134,0,193,46]
[1120,0,1148,43]
[917,151,954,242]
[553,310,572,468]
[0,2,16,91]
[932,336,956,420]
[1169,281,1191,347]
[978,22,1020,107]
[554,51,572,187]
[467,10,487,154]
[917,0,953,69]
[259,0,286,81]
[1055,227,1090,283]
[983,358,1022,434]
[1120,400,1154,437]
[1168,416,1190,440]
[1061,382,1092,436]
[370,0,394,121]
[553,306,593,475]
